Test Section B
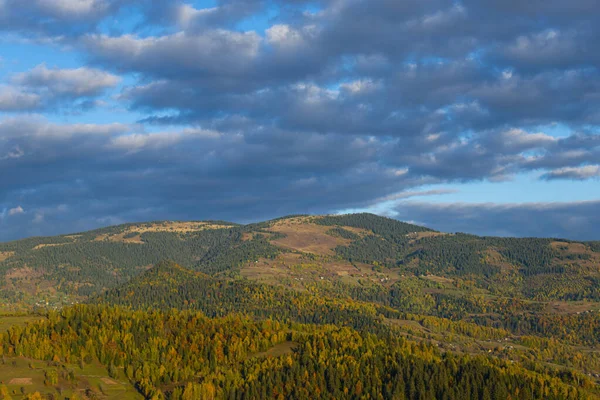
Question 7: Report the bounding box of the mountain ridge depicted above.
[0,212,599,312]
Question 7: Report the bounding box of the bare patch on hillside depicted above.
[480,249,516,273]
[385,318,428,333]
[101,377,118,385]
[129,221,234,234]
[408,231,449,242]
[423,275,454,285]
[551,241,587,253]
[544,301,600,315]
[9,377,33,385]
[0,251,14,262]
[5,266,44,280]
[252,341,298,359]
[93,221,235,244]
[33,242,70,250]
[268,221,352,255]
[551,241,600,271]
[344,226,371,236]
[94,232,145,244]
[3,267,61,299]
[272,216,315,225]
[242,231,274,241]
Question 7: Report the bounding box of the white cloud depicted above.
[0,85,41,111]
[543,165,600,180]
[176,4,217,28]
[35,0,108,19]
[83,31,262,76]
[13,64,120,96]
[500,128,557,149]
[0,146,25,160]
[8,205,24,216]
[340,79,381,95]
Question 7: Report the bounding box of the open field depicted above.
[543,300,600,315]
[0,357,141,400]
[269,222,350,255]
[0,314,43,331]
[240,251,400,289]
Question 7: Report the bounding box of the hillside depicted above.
[0,214,600,398]
[1,213,599,310]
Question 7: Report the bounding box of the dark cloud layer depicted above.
[0,0,599,240]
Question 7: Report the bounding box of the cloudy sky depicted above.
[0,0,599,241]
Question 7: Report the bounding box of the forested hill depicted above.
[1,213,600,310]
[1,214,600,399]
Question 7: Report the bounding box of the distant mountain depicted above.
[1,213,599,310]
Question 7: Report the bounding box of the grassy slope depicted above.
[0,357,141,400]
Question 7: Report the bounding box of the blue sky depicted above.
[0,0,599,241]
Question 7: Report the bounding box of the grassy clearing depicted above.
[251,341,298,359]
[0,357,141,400]
[74,361,141,400]
[269,221,351,255]
[0,315,42,331]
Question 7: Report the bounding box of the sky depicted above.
[0,0,599,241]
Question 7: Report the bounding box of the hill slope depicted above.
[1,213,599,310]
[92,260,600,397]
[1,214,600,398]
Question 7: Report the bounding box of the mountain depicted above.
[1,214,600,399]
[1,213,599,310]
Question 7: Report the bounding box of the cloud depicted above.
[541,165,600,180]
[392,200,600,241]
[83,31,262,79]
[0,116,425,240]
[0,0,599,240]
[13,64,120,96]
[1,113,598,240]
[0,86,41,111]
[0,0,117,36]
[8,205,24,216]
[0,65,119,112]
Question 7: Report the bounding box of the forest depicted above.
[1,305,596,400]
[0,213,599,399]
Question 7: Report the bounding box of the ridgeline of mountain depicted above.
[1,213,599,310]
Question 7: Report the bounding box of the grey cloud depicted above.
[461,0,599,23]
[0,116,422,240]
[392,200,600,241]
[0,65,119,112]
[492,29,600,71]
[0,86,41,111]
[0,0,599,240]
[103,38,600,138]
[13,64,120,97]
[83,31,262,79]
[174,0,266,31]
[399,127,600,183]
[0,0,118,35]
[59,0,599,145]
